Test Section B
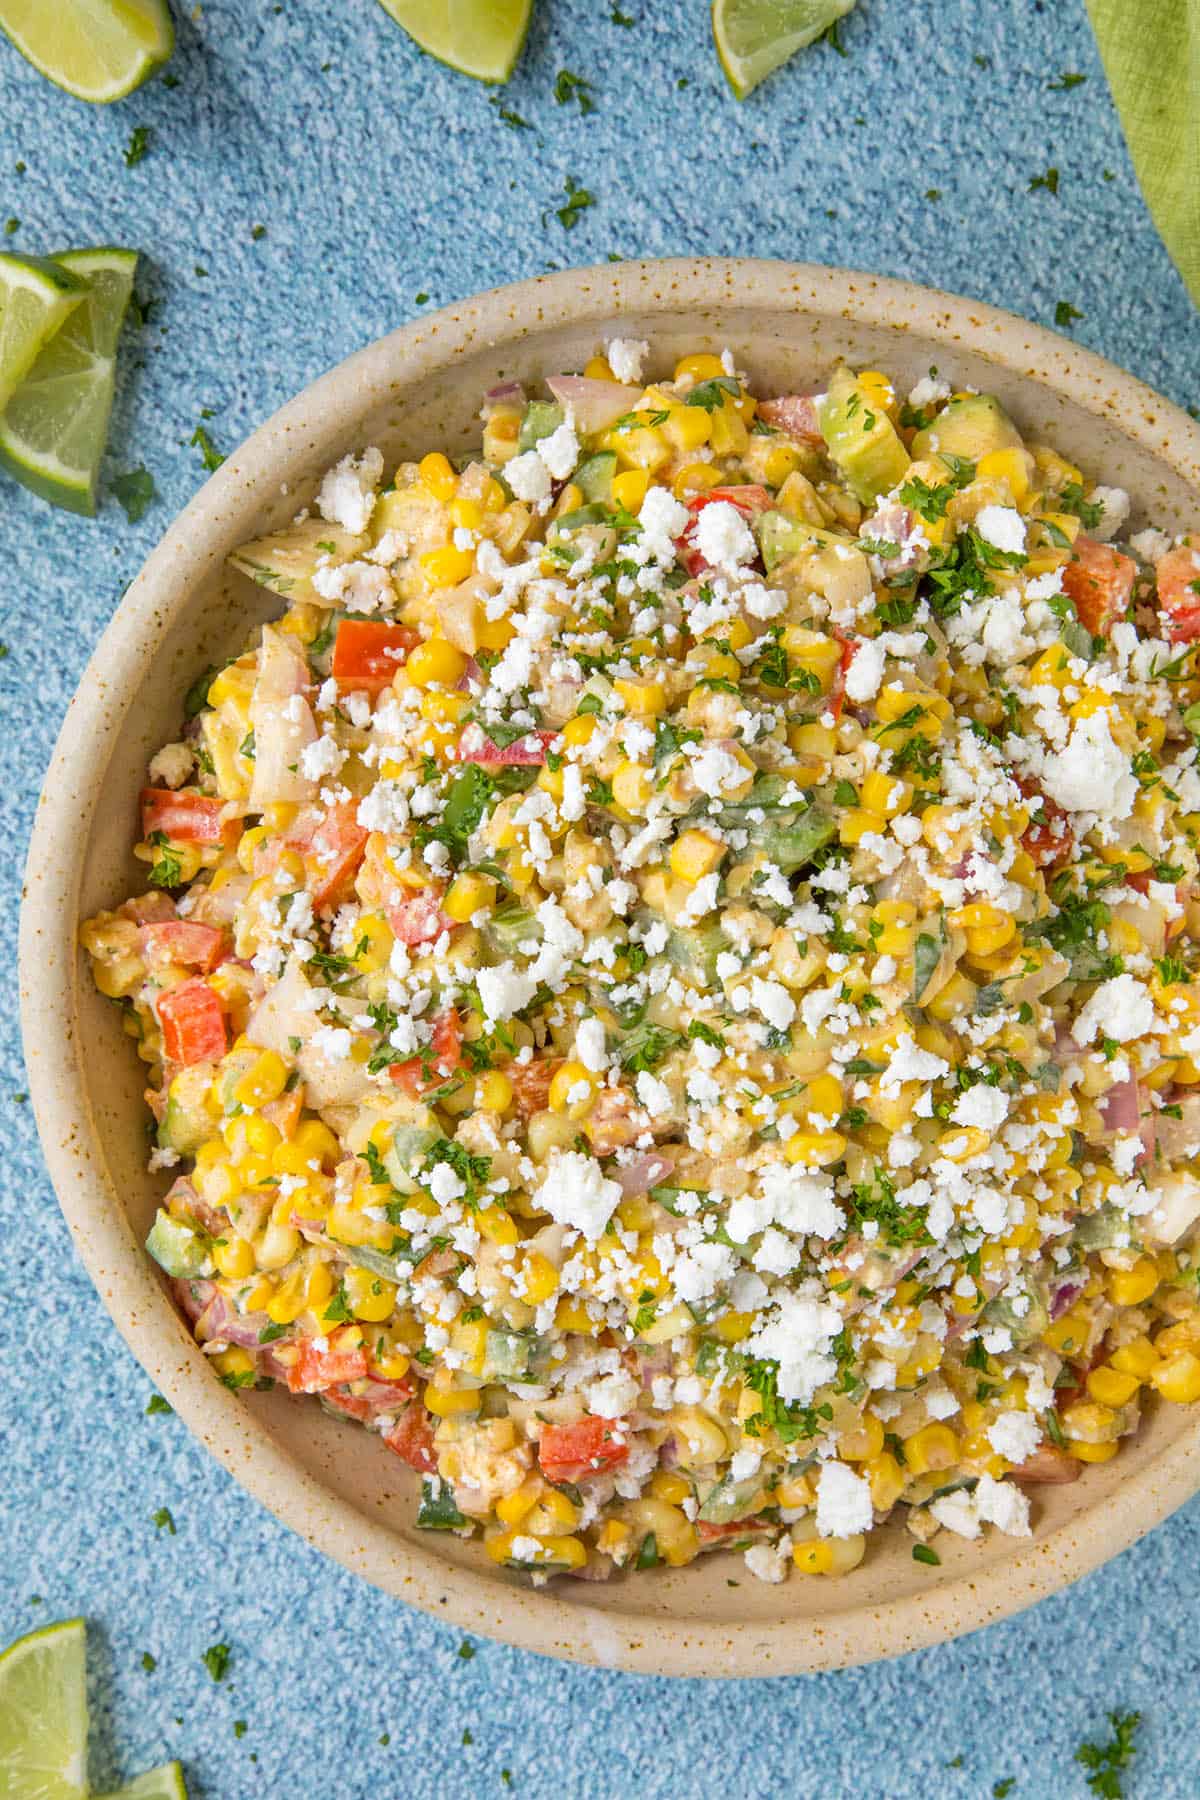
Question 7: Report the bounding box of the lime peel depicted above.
[374,0,533,84]
[712,0,857,99]
[0,0,173,103]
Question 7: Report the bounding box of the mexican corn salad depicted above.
[83,343,1200,1585]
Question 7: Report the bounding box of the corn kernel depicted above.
[418,451,457,500]
[784,1130,847,1168]
[1107,1259,1158,1307]
[477,1205,519,1247]
[609,467,649,512]
[1151,1349,1200,1404]
[1087,1365,1141,1408]
[669,829,725,883]
[614,675,667,716]
[1068,1439,1118,1463]
[521,1250,560,1304]
[548,1059,599,1120]
[496,1478,542,1527]
[673,461,722,498]
[406,636,467,689]
[903,1423,960,1476]
[425,1381,481,1418]
[213,1234,255,1279]
[674,352,726,382]
[612,760,654,811]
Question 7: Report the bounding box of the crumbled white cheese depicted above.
[815,1461,873,1539]
[532,1150,622,1242]
[606,337,649,385]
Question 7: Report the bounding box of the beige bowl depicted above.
[20,259,1200,1677]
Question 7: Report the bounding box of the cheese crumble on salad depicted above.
[83,346,1200,1583]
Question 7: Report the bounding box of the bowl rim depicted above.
[19,256,1200,1678]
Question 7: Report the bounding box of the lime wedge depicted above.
[0,252,87,414]
[0,1619,88,1800]
[712,0,856,98]
[0,0,173,103]
[96,1764,189,1800]
[375,0,532,83]
[0,246,138,514]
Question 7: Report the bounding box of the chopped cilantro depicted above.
[112,466,157,523]
[202,1642,231,1682]
[123,125,150,167]
[152,1506,175,1534]
[1075,1711,1141,1798]
[554,175,595,231]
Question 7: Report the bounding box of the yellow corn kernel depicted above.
[669,829,725,883]
[763,443,801,487]
[418,451,457,500]
[448,1314,488,1376]
[425,1382,481,1418]
[477,1204,519,1247]
[951,901,1016,958]
[865,1451,905,1511]
[496,1478,542,1527]
[937,1125,990,1163]
[793,1539,835,1575]
[406,636,467,688]
[709,398,748,455]
[548,1059,599,1120]
[839,1413,885,1462]
[448,495,483,532]
[1087,1365,1141,1408]
[789,721,837,759]
[207,664,255,709]
[521,1250,560,1305]
[562,713,597,749]
[614,675,667,716]
[584,354,615,381]
[612,760,654,811]
[926,972,977,1023]
[1109,1336,1160,1380]
[784,1131,847,1168]
[801,1072,844,1123]
[1068,1440,1118,1463]
[1027,646,1072,692]
[661,403,712,452]
[1107,1259,1158,1307]
[650,1470,692,1506]
[775,1473,814,1508]
[977,446,1032,503]
[340,1265,397,1324]
[231,1048,288,1111]
[443,870,497,924]
[903,1423,960,1476]
[608,467,649,511]
[476,1070,513,1115]
[712,1309,753,1345]
[555,1295,600,1334]
[674,352,726,383]
[857,369,896,414]
[838,806,887,847]
[212,1234,255,1279]
[211,1346,255,1383]
[673,461,722,498]
[1151,1350,1200,1404]
[859,771,911,818]
[780,627,842,686]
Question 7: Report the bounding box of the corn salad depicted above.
[83,341,1200,1584]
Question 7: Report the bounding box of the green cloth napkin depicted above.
[1087,0,1200,305]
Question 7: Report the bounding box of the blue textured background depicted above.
[2,2,1199,1795]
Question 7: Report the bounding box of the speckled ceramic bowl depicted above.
[20,259,1200,1677]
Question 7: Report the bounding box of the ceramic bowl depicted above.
[20,259,1200,1676]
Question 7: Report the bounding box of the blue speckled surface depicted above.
[2,2,1199,1795]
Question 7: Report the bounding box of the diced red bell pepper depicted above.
[387,889,453,946]
[696,1516,771,1542]
[141,787,232,845]
[537,1416,631,1484]
[1010,1443,1081,1484]
[829,630,859,723]
[287,1334,370,1395]
[157,978,228,1066]
[300,800,369,910]
[330,619,419,691]
[459,727,557,766]
[389,1008,465,1097]
[677,485,773,577]
[1061,536,1136,637]
[1155,543,1200,642]
[322,1376,415,1423]
[383,1401,439,1473]
[141,921,227,972]
[1016,777,1073,870]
